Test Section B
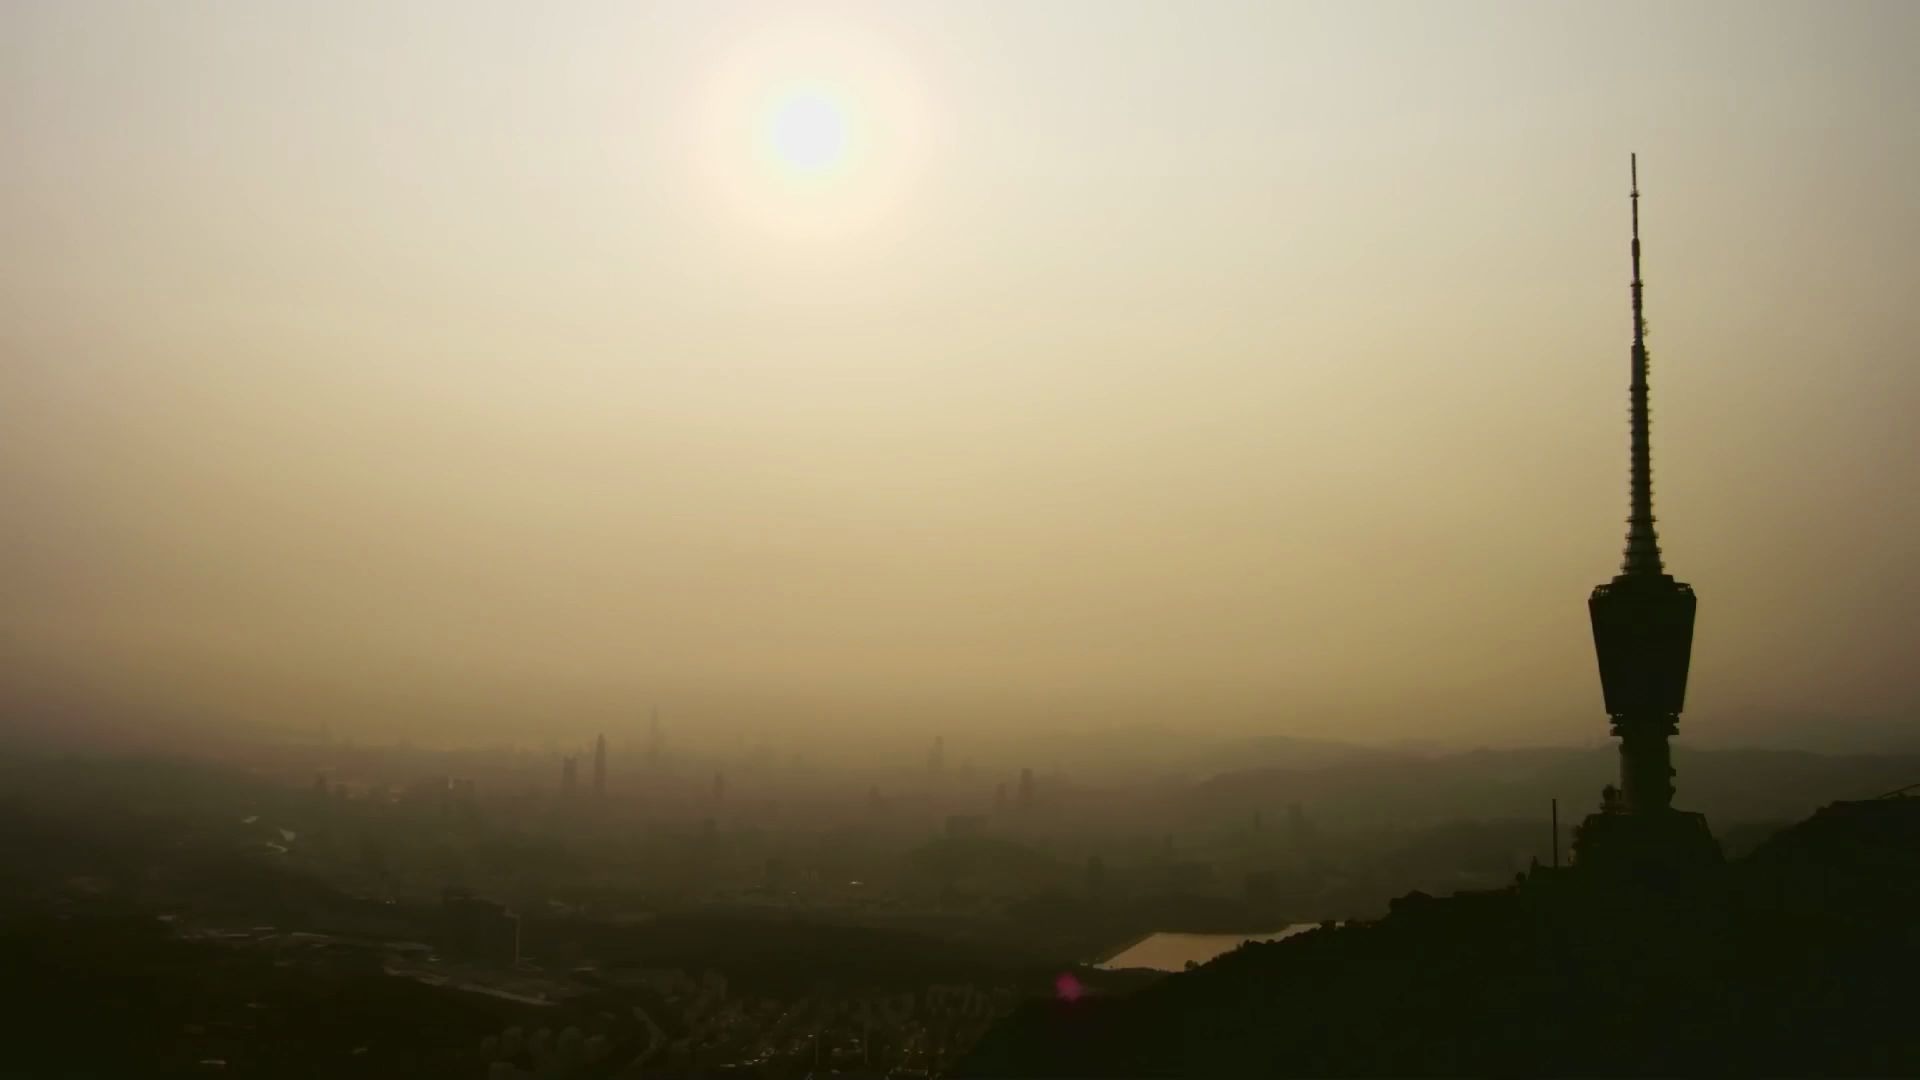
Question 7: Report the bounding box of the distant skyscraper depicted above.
[593,734,606,798]
[452,778,477,820]
[1286,803,1313,848]
[927,735,945,775]
[1575,157,1721,876]
[713,770,726,803]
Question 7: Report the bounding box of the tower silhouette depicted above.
[593,733,606,798]
[1575,156,1721,877]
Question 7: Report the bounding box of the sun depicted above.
[685,20,930,239]
[761,85,853,178]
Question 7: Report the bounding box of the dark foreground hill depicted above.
[959,797,1920,1077]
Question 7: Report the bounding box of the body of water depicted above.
[1095,924,1321,972]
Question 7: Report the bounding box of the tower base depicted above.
[1572,806,1722,886]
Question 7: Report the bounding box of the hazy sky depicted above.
[4,1,1917,749]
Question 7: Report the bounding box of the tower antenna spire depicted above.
[1621,152,1664,577]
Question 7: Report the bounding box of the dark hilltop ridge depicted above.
[958,792,1920,1077]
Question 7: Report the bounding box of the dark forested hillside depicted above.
[960,797,1920,1077]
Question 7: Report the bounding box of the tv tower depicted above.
[1576,156,1720,876]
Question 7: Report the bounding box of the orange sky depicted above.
[3,1,1917,748]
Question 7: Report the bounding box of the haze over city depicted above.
[6,0,1918,752]
[10,4,1920,1078]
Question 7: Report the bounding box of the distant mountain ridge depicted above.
[1184,744,1920,829]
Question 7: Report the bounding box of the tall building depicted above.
[927,735,945,775]
[451,778,477,820]
[1574,157,1721,877]
[592,733,606,798]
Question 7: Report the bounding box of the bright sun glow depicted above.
[763,87,852,177]
[686,21,930,240]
